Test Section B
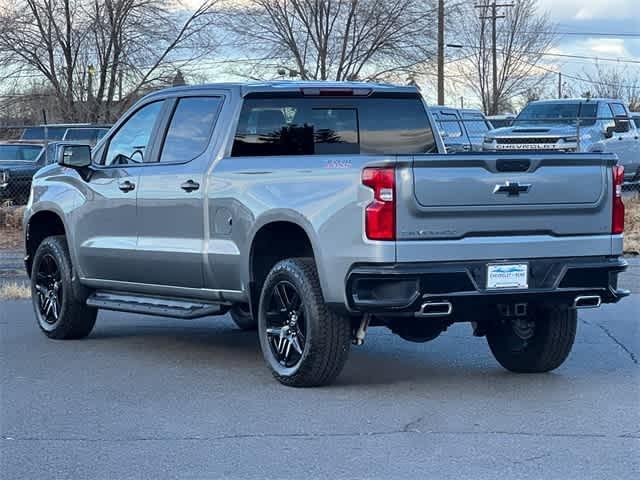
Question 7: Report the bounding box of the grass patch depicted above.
[0,203,25,249]
[0,281,30,299]
[625,196,640,254]
[0,202,25,229]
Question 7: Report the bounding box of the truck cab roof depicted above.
[527,98,626,105]
[143,81,420,100]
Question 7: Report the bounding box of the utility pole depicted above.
[118,70,123,102]
[476,2,513,115]
[558,71,562,98]
[437,0,445,105]
[87,64,95,104]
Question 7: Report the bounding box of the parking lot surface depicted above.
[1,266,639,479]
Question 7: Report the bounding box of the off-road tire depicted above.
[230,304,256,331]
[258,258,351,387]
[31,235,97,339]
[487,305,577,373]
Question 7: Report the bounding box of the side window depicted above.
[159,97,222,163]
[439,112,463,138]
[599,103,615,131]
[103,101,164,166]
[610,103,630,132]
[610,103,627,117]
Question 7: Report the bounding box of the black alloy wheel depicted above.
[31,235,97,339]
[257,258,351,387]
[264,280,307,368]
[34,253,63,325]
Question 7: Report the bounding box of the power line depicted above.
[532,51,640,65]
[448,43,640,65]
[521,60,639,90]
[532,31,640,38]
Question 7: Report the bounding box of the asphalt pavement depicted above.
[1,283,638,479]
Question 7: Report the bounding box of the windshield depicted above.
[515,102,598,126]
[0,145,43,161]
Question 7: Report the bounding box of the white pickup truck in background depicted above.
[484,98,640,185]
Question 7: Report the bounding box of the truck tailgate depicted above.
[396,153,617,240]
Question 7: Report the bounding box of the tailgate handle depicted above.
[496,159,531,172]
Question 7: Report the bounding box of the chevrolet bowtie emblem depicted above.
[493,181,531,196]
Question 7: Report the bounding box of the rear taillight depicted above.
[612,165,625,234]
[362,167,395,241]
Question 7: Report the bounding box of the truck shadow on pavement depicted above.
[85,316,574,388]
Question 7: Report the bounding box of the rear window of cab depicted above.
[232,94,437,156]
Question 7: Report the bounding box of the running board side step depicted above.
[86,292,229,319]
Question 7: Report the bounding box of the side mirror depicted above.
[605,126,615,139]
[58,144,92,169]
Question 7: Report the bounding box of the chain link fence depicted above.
[0,201,26,287]
[1,123,111,210]
[1,125,47,209]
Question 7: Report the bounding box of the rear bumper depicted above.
[345,256,629,315]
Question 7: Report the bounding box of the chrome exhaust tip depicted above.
[416,301,453,317]
[573,295,601,309]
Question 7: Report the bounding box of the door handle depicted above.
[118,180,135,192]
[181,179,200,192]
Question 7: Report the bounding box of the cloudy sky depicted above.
[431,0,640,107]
[539,0,639,60]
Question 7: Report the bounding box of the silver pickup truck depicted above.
[23,82,629,387]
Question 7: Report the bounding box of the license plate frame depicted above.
[486,263,529,290]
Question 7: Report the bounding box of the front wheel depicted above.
[258,258,351,387]
[31,236,97,339]
[486,305,577,373]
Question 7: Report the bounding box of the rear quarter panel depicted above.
[206,154,397,305]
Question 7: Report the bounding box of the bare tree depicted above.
[0,0,221,122]
[580,63,640,111]
[222,0,438,82]
[453,0,556,115]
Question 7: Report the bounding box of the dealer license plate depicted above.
[487,263,528,289]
